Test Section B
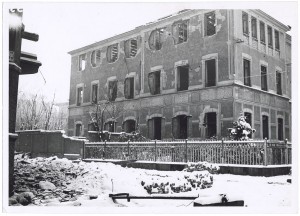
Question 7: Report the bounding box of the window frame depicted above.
[107,79,118,102]
[107,43,119,63]
[173,20,189,44]
[124,38,138,58]
[276,70,282,95]
[204,11,216,36]
[148,70,161,95]
[259,21,266,44]
[78,53,87,71]
[90,49,101,67]
[274,30,280,51]
[277,117,284,141]
[243,58,251,87]
[124,76,135,99]
[267,25,273,48]
[242,11,249,36]
[91,81,99,104]
[260,64,268,91]
[251,16,257,39]
[76,84,84,106]
[148,28,166,50]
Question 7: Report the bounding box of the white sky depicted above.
[3,2,297,103]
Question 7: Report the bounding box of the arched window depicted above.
[172,115,188,139]
[148,117,162,140]
[123,119,136,133]
[75,123,82,136]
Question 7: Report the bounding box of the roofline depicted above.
[252,9,291,32]
[68,9,202,55]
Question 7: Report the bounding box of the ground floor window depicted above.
[148,117,162,140]
[75,123,82,136]
[88,122,98,131]
[172,115,188,139]
[244,112,252,138]
[205,112,217,138]
[123,119,136,133]
[262,115,269,139]
[105,121,116,132]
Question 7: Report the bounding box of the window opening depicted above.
[262,115,269,139]
[205,11,216,36]
[243,59,251,86]
[123,119,136,133]
[148,71,161,95]
[205,59,216,87]
[108,80,118,101]
[261,65,268,91]
[177,65,189,91]
[124,77,134,99]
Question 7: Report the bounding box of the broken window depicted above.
[108,80,118,101]
[125,39,138,58]
[107,43,118,63]
[277,118,283,141]
[243,58,251,87]
[91,49,101,67]
[77,87,83,106]
[104,121,115,132]
[205,112,217,138]
[148,71,161,95]
[242,12,249,36]
[205,59,216,87]
[75,123,82,136]
[260,21,266,44]
[78,54,86,71]
[177,65,189,91]
[205,11,216,36]
[262,115,269,139]
[276,71,282,95]
[91,83,98,104]
[148,117,162,140]
[244,112,252,138]
[149,28,166,50]
[172,20,188,44]
[172,115,188,139]
[123,119,136,133]
[274,30,280,50]
[251,17,257,39]
[267,26,273,48]
[261,65,268,91]
[124,77,134,99]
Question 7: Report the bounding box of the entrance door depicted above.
[153,117,162,140]
[206,112,217,138]
[262,115,269,139]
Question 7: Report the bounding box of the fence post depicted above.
[104,140,107,159]
[154,140,157,162]
[221,138,224,164]
[82,140,85,159]
[285,138,288,164]
[264,138,268,166]
[127,140,130,159]
[185,139,188,163]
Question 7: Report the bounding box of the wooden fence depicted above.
[84,139,292,166]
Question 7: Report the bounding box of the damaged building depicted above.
[67,9,292,140]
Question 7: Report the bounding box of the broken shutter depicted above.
[148,73,155,95]
[155,71,160,94]
[108,81,117,101]
[172,117,179,139]
[172,23,179,44]
[124,78,130,99]
[148,119,154,140]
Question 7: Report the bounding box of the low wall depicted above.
[16,130,85,159]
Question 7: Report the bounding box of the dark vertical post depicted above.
[82,140,85,159]
[104,140,107,159]
[9,9,23,196]
[154,140,157,162]
[221,138,224,163]
[264,138,268,166]
[185,139,188,163]
[127,141,130,159]
[284,138,288,164]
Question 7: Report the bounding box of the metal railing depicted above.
[84,139,291,166]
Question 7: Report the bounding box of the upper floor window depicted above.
[91,49,101,67]
[267,26,273,48]
[205,11,216,36]
[251,17,257,39]
[124,77,134,99]
[261,65,268,91]
[259,21,265,44]
[149,28,166,50]
[108,80,118,101]
[91,83,98,104]
[124,39,138,58]
[177,65,189,91]
[78,54,86,71]
[173,20,188,44]
[243,58,251,87]
[205,59,216,87]
[148,71,161,95]
[274,30,280,50]
[107,44,118,63]
[276,71,282,95]
[242,12,249,36]
[76,87,83,106]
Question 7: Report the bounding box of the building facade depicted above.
[67,9,292,141]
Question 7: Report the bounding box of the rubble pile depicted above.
[183,161,220,174]
[141,170,213,194]
[11,154,90,206]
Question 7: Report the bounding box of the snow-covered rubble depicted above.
[11,154,292,207]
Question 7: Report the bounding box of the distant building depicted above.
[67,9,291,140]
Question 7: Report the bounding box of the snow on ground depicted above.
[12,155,292,207]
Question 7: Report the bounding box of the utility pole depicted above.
[8,8,42,196]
